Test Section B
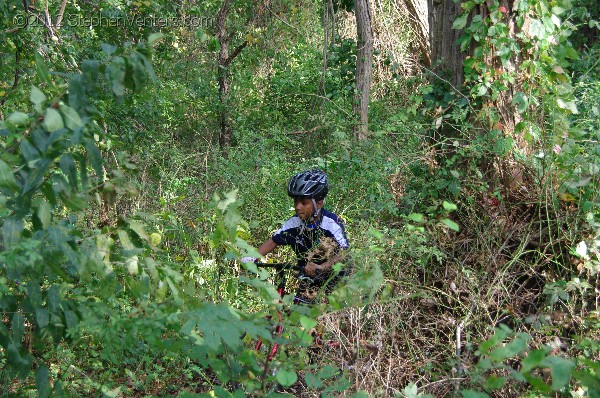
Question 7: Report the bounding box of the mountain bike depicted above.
[252,262,338,361]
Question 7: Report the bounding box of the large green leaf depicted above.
[59,104,83,130]
[7,112,30,126]
[276,369,298,387]
[42,108,65,133]
[106,56,127,97]
[543,356,574,391]
[0,159,19,193]
[36,364,51,398]
[3,217,24,247]
[30,86,47,114]
[34,199,52,229]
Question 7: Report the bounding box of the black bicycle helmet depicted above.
[288,169,329,200]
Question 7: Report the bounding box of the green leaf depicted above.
[407,213,424,222]
[36,308,50,328]
[64,310,78,330]
[84,139,104,179]
[300,316,317,331]
[101,43,117,55]
[217,189,239,211]
[557,98,578,114]
[441,219,460,232]
[453,14,469,30]
[213,387,232,398]
[478,325,511,353]
[543,356,574,391]
[304,372,324,388]
[276,369,297,387]
[317,365,339,379]
[128,220,149,241]
[475,85,488,97]
[521,348,548,373]
[36,364,51,398]
[12,312,25,341]
[30,86,47,113]
[106,56,127,97]
[7,111,31,126]
[101,386,121,398]
[35,199,52,229]
[148,32,165,46]
[512,92,528,114]
[442,201,457,211]
[34,51,51,84]
[0,159,19,193]
[60,192,87,211]
[59,104,83,130]
[401,383,419,398]
[126,255,139,275]
[42,108,65,133]
[484,375,506,390]
[3,217,24,247]
[60,153,78,187]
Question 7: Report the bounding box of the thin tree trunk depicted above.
[217,0,233,149]
[216,0,249,149]
[353,0,374,141]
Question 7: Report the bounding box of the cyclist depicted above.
[243,169,349,304]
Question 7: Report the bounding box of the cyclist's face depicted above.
[294,198,317,220]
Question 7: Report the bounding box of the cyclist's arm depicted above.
[258,238,278,256]
[304,249,345,276]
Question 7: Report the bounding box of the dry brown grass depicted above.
[302,161,598,397]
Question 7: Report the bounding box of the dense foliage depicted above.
[1,0,598,396]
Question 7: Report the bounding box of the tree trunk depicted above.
[404,0,431,67]
[428,0,465,87]
[216,0,250,149]
[217,0,233,149]
[353,0,374,141]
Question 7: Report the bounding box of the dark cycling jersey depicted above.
[271,208,349,267]
[271,209,349,303]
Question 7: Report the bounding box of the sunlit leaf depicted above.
[276,369,297,387]
[557,98,578,114]
[407,213,424,223]
[148,32,165,46]
[441,219,460,232]
[42,108,64,133]
[30,86,47,113]
[59,104,83,130]
[7,112,30,126]
[442,201,457,211]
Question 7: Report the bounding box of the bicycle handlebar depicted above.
[254,262,303,271]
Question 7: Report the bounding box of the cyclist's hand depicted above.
[304,262,323,277]
[241,257,257,264]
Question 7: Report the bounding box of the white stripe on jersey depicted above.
[321,215,349,249]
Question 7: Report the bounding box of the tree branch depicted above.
[55,0,68,28]
[224,41,247,66]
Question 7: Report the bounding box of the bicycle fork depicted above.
[254,285,285,361]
